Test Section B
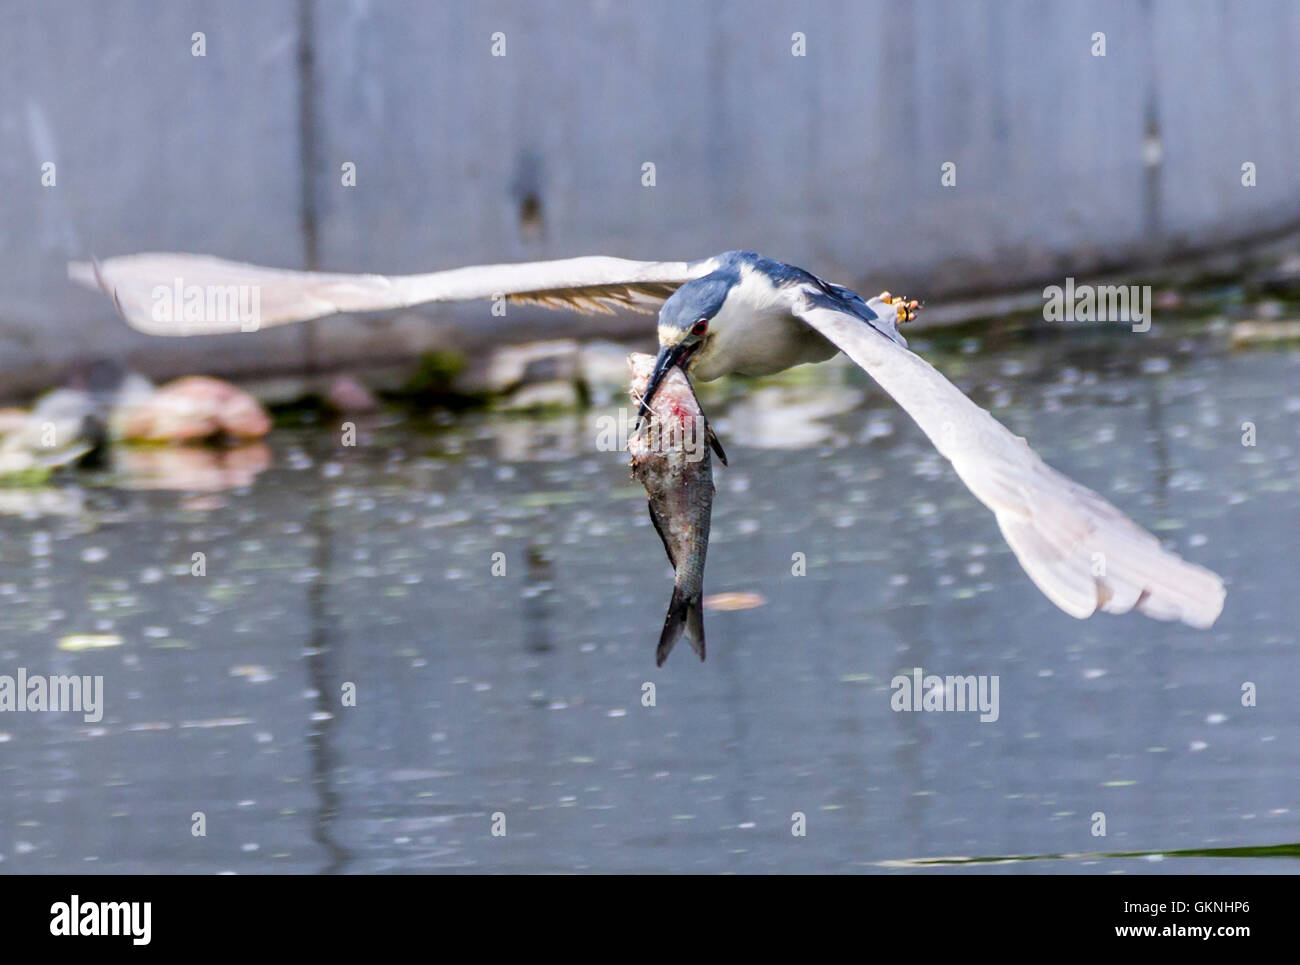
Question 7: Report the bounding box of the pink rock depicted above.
[0,408,28,436]
[326,375,381,413]
[119,376,271,442]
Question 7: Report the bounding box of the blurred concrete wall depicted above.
[3,0,1299,396]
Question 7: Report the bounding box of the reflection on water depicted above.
[0,327,1297,873]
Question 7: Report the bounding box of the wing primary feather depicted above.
[794,286,1225,629]
[68,253,713,335]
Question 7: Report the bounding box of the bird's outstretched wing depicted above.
[68,253,715,335]
[793,287,1225,628]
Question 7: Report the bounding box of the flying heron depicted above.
[69,248,1226,629]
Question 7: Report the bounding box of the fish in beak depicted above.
[635,341,726,466]
[636,341,694,428]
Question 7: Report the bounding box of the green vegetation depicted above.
[399,349,483,410]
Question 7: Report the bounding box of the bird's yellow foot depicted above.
[878,292,922,323]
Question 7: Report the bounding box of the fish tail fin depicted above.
[656,589,706,666]
[685,599,706,661]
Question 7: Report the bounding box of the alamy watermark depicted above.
[50,895,150,945]
[151,277,261,332]
[1043,277,1151,333]
[0,668,103,722]
[597,407,709,463]
[890,667,999,722]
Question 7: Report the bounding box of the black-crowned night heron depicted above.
[70,248,1226,628]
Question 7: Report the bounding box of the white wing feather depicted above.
[795,290,1225,628]
[68,252,714,335]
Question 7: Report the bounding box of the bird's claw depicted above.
[878,292,922,324]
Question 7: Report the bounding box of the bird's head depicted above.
[638,274,732,425]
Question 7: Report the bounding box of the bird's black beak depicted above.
[636,342,692,428]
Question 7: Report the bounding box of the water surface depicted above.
[1,324,1297,873]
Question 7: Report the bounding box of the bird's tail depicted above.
[656,588,706,666]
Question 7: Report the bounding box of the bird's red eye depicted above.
[691,319,709,337]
